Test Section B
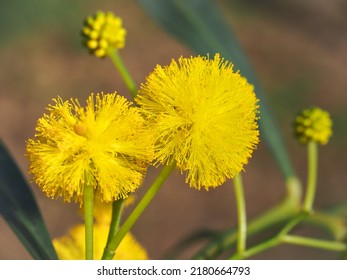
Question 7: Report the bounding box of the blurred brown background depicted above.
[0,0,346,259]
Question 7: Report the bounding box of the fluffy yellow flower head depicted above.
[54,201,148,260]
[294,107,332,145]
[136,54,259,189]
[53,224,148,260]
[26,93,153,204]
[82,10,126,58]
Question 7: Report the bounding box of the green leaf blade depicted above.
[0,139,57,260]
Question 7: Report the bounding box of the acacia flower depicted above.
[54,201,148,260]
[26,93,153,204]
[81,11,126,58]
[136,54,259,189]
[294,107,332,145]
[53,224,148,260]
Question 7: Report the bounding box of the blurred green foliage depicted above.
[0,0,90,48]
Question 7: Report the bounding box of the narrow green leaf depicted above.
[138,0,296,179]
[0,139,57,259]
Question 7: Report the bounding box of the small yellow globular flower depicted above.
[136,54,260,189]
[294,107,332,145]
[26,93,153,204]
[81,10,126,58]
[91,198,134,224]
[53,224,148,260]
[54,201,148,260]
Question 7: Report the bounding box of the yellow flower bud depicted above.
[87,40,98,49]
[81,10,126,58]
[293,107,332,145]
[73,121,87,137]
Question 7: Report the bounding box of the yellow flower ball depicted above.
[136,54,260,189]
[294,107,332,145]
[82,11,126,58]
[26,93,153,204]
[53,224,148,260]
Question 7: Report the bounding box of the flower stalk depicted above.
[105,199,125,247]
[233,173,247,256]
[102,163,176,260]
[84,183,94,260]
[107,48,138,98]
[303,141,318,213]
[282,235,347,252]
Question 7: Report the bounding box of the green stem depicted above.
[105,199,125,247]
[233,173,247,256]
[229,215,346,260]
[230,236,280,260]
[84,184,94,260]
[303,141,318,212]
[304,212,347,240]
[102,163,176,260]
[193,177,301,259]
[277,212,307,236]
[282,235,347,252]
[107,47,138,98]
[229,211,307,260]
[229,208,341,259]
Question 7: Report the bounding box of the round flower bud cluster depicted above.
[294,107,332,145]
[82,11,126,58]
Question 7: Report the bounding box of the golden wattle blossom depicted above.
[136,54,259,189]
[26,93,153,204]
[53,201,148,260]
[53,225,148,260]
